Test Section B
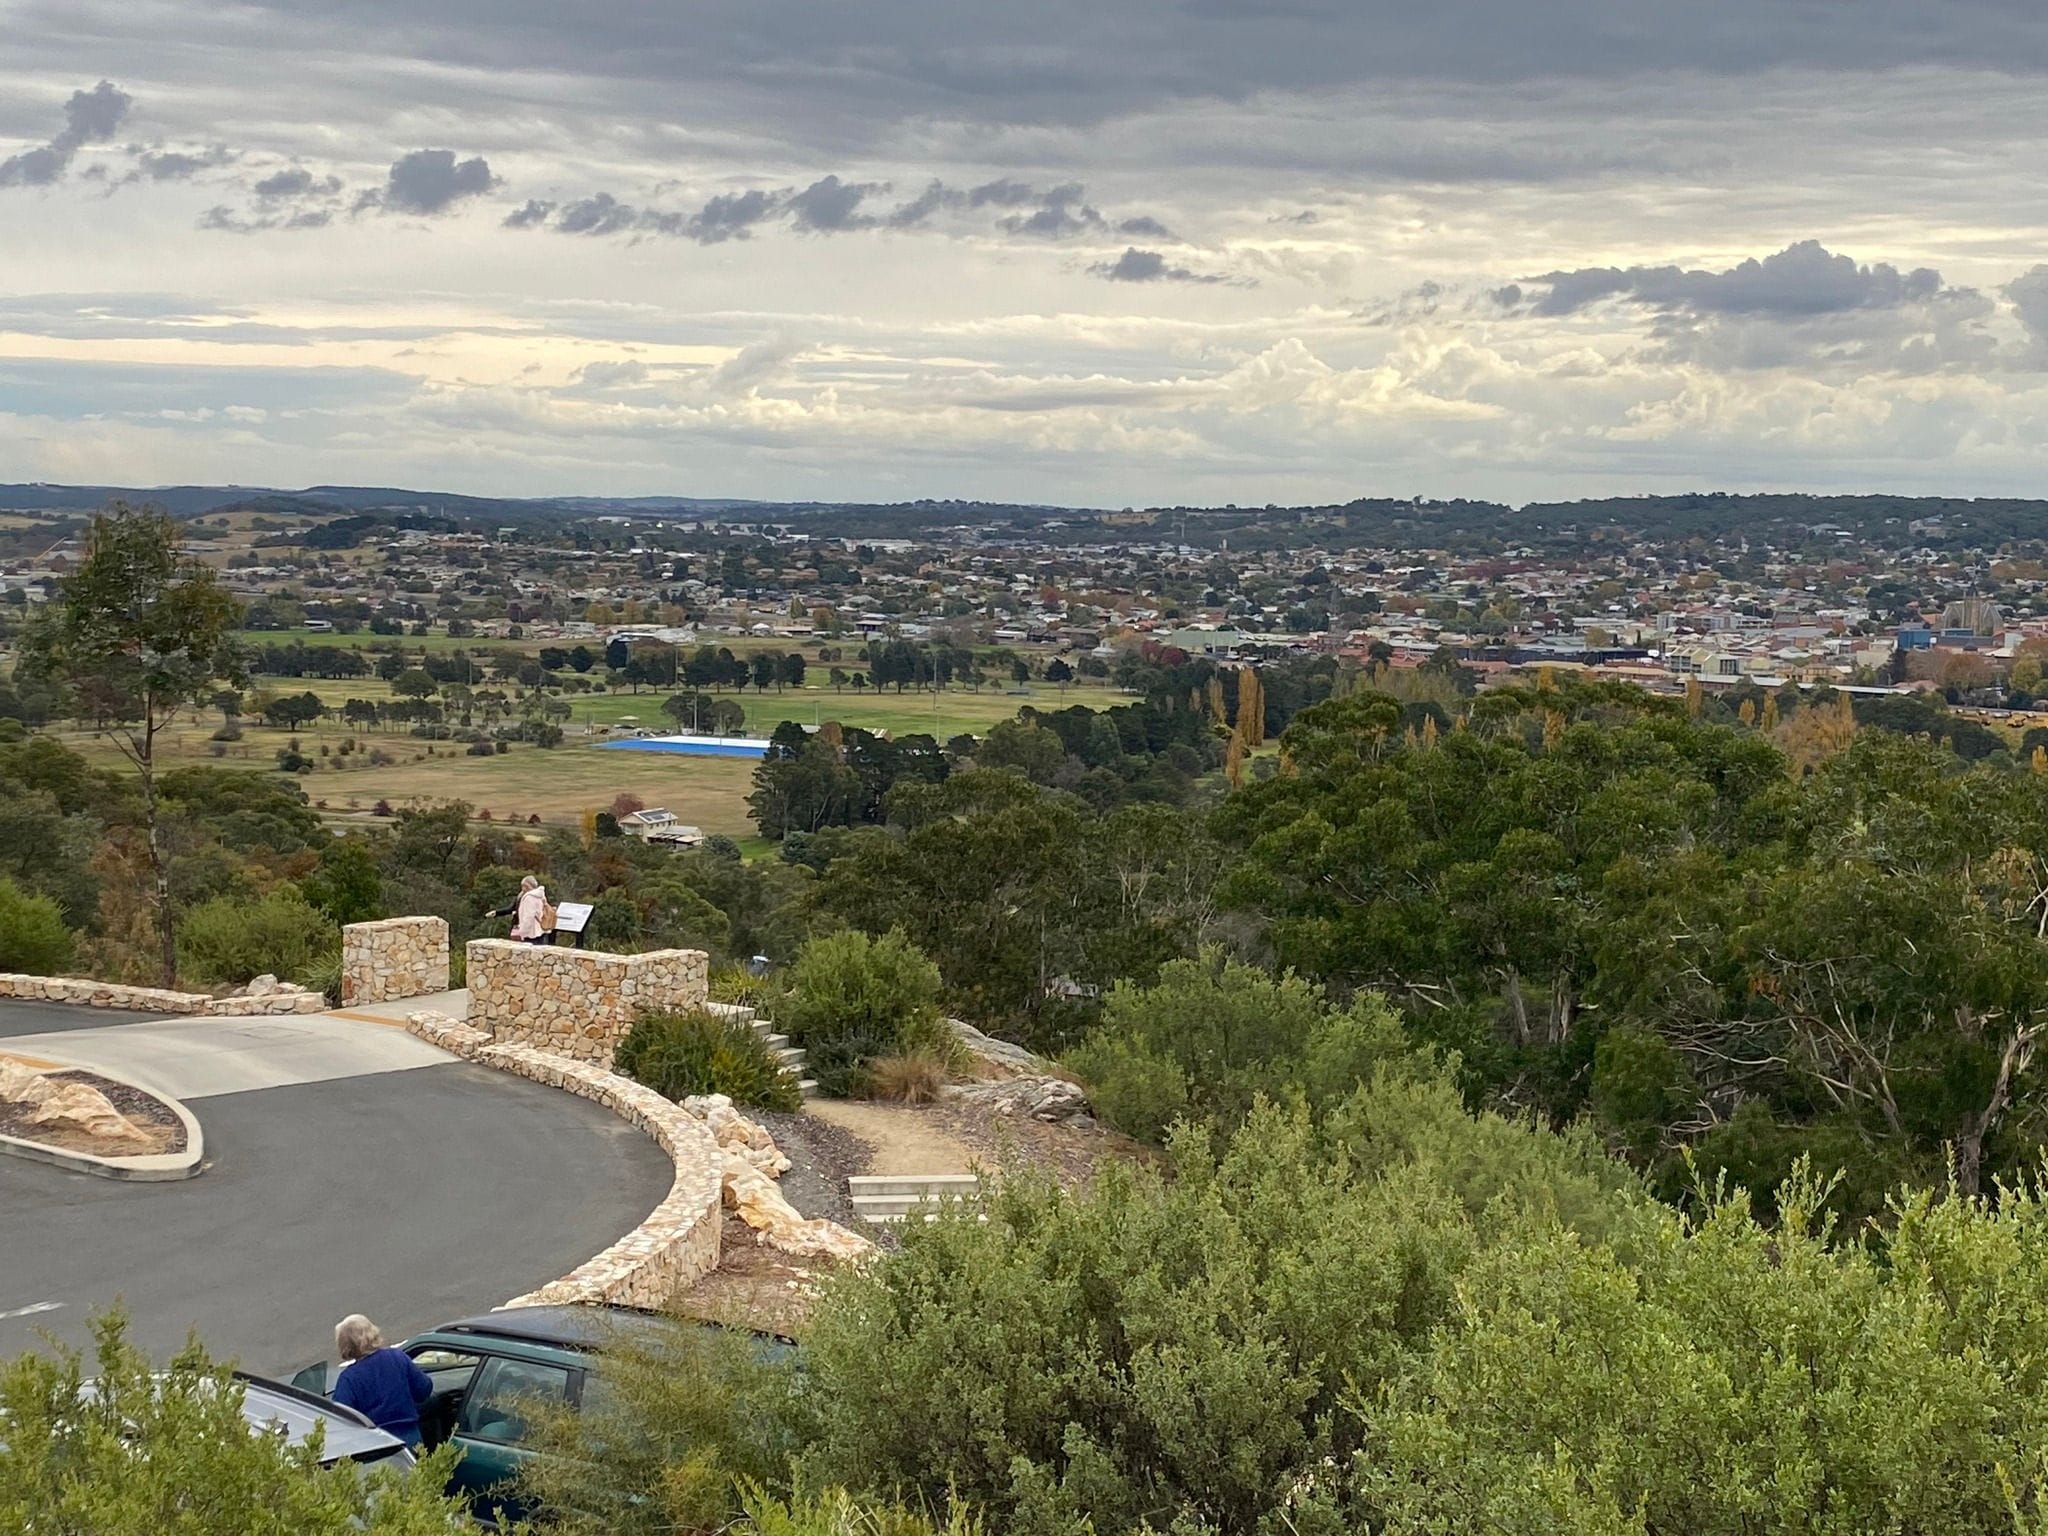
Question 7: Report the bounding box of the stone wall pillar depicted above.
[340,917,451,1005]
[465,940,710,1065]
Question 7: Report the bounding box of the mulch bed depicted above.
[0,1069,186,1158]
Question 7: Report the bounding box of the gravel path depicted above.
[749,1105,875,1227]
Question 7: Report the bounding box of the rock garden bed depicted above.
[0,1068,187,1158]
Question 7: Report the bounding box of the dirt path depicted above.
[798,1098,979,1175]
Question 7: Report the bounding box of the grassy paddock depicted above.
[35,670,1117,837]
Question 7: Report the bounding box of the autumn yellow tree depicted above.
[1236,668,1266,747]
[1772,692,1858,778]
[1684,676,1703,718]
[1205,675,1229,727]
[1224,727,1248,787]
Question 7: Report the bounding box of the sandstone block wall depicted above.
[0,974,326,1016]
[465,940,710,1064]
[340,917,450,1005]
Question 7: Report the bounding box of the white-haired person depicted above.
[331,1314,432,1445]
[487,874,554,944]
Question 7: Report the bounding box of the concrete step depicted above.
[775,1047,807,1067]
[703,1001,758,1025]
[798,1078,819,1099]
[848,1173,983,1221]
[851,1195,985,1221]
[757,1032,790,1050]
[858,1209,990,1225]
[848,1173,981,1197]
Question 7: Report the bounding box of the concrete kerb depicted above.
[0,1057,205,1182]
[404,1011,723,1309]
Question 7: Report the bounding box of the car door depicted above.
[403,1344,487,1452]
[444,1353,579,1527]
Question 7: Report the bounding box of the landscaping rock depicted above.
[0,1059,154,1148]
[944,1074,1093,1123]
[948,1018,1050,1077]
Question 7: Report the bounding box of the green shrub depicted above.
[616,1008,803,1112]
[737,1490,981,1536]
[516,1311,811,1535]
[0,876,74,975]
[1066,949,1422,1143]
[797,1083,1625,1536]
[0,1312,469,1532]
[177,888,336,987]
[296,949,344,1006]
[778,929,951,1096]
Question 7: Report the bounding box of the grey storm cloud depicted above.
[128,144,236,182]
[884,177,1168,240]
[2005,266,2048,358]
[1510,240,1949,319]
[366,149,499,216]
[199,204,335,234]
[253,166,341,201]
[531,177,881,243]
[502,198,555,228]
[786,174,881,232]
[680,187,782,241]
[0,80,132,188]
[1089,247,1224,284]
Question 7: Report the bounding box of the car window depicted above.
[455,1357,575,1447]
[407,1346,484,1390]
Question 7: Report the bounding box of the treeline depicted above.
[729,671,2048,1221]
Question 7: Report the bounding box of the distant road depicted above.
[0,1005,670,1374]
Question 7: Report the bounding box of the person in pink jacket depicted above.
[488,875,553,943]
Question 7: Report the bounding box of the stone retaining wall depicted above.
[405,1010,723,1307]
[0,974,326,1016]
[340,917,449,1005]
[466,940,709,1065]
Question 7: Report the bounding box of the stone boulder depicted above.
[944,1074,1092,1123]
[676,1093,870,1260]
[0,1059,155,1148]
[682,1093,792,1176]
[947,1018,1049,1078]
[722,1155,874,1261]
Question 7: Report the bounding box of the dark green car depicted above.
[293,1304,791,1527]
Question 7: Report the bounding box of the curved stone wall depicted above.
[405,1010,723,1308]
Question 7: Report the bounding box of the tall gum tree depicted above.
[21,504,244,986]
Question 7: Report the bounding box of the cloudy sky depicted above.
[7,2,2048,507]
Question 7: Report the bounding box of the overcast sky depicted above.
[7,2,2048,507]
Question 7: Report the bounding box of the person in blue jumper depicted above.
[331,1313,433,1445]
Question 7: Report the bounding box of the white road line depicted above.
[0,1301,64,1321]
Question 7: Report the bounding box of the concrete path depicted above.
[325,988,470,1025]
[0,1012,451,1101]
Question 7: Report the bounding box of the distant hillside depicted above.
[0,483,2041,554]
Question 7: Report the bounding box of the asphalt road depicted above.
[0,1001,175,1039]
[0,1061,672,1374]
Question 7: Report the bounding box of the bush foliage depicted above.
[1067,949,1424,1143]
[793,1073,2048,1535]
[778,929,952,1097]
[615,1007,804,1112]
[0,875,74,975]
[176,887,336,986]
[0,1313,469,1533]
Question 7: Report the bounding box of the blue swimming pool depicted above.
[599,735,771,759]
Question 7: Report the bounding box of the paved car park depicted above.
[0,1003,671,1373]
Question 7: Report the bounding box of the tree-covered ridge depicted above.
[1209,678,2048,1215]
